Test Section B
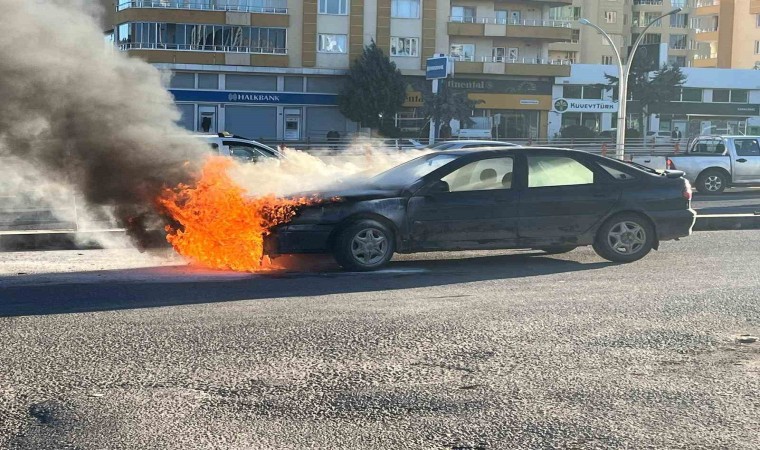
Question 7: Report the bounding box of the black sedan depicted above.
[266,148,696,271]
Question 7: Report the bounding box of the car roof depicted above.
[443,140,515,144]
[428,146,592,157]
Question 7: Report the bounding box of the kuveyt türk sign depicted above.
[553,98,618,113]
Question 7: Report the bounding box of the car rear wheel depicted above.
[537,246,577,255]
[696,170,727,194]
[333,220,395,271]
[593,214,654,263]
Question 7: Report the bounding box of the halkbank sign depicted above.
[553,98,618,113]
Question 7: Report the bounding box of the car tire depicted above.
[696,170,727,194]
[592,213,655,263]
[537,246,577,255]
[333,220,395,271]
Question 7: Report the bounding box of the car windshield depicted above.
[429,142,456,150]
[371,154,459,187]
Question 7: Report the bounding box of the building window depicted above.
[642,34,661,45]
[563,85,604,100]
[392,0,420,18]
[571,29,580,43]
[757,15,760,27]
[450,6,476,22]
[605,11,617,24]
[678,88,702,102]
[668,56,686,67]
[712,89,748,103]
[390,37,419,56]
[670,13,688,28]
[318,34,347,53]
[602,55,614,65]
[116,22,287,54]
[755,41,760,54]
[644,12,662,27]
[450,43,475,61]
[712,89,730,103]
[669,34,687,50]
[319,0,348,15]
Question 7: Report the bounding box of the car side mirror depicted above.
[426,180,450,194]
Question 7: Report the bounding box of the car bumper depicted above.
[650,208,696,241]
[264,224,334,255]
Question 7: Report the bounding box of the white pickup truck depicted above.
[665,135,760,194]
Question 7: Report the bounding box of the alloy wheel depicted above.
[350,228,389,265]
[607,221,647,255]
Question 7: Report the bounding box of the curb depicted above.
[693,214,760,232]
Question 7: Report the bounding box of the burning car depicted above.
[265,148,696,271]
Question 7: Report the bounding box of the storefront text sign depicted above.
[553,98,618,113]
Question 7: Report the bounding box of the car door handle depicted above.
[737,158,748,163]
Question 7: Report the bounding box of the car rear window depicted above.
[597,162,637,180]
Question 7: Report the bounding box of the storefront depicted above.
[399,76,555,139]
[550,65,760,140]
[164,69,358,142]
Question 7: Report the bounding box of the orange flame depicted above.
[158,156,311,272]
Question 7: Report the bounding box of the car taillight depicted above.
[683,179,692,201]
[667,158,676,170]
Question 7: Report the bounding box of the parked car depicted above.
[381,139,426,150]
[266,147,695,271]
[666,135,760,194]
[644,131,674,146]
[428,140,518,151]
[195,132,283,163]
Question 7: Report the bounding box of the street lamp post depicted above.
[580,8,681,160]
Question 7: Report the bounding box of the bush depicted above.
[560,125,596,139]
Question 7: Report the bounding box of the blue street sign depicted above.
[426,57,449,80]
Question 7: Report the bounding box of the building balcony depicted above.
[115,7,290,26]
[116,1,288,14]
[447,18,572,42]
[118,42,289,66]
[495,0,572,5]
[752,0,760,14]
[548,41,580,52]
[692,0,720,15]
[452,56,571,77]
[694,27,719,42]
[692,55,717,67]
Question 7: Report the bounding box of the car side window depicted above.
[528,156,594,188]
[441,157,514,192]
[224,141,268,162]
[692,139,725,155]
[734,139,760,157]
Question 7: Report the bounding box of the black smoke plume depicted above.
[0,0,205,246]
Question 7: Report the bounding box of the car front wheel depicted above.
[592,214,655,263]
[333,220,395,271]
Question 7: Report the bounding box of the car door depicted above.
[730,138,760,183]
[517,153,620,246]
[406,155,519,250]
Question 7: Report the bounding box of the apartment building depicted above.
[102,0,577,140]
[693,0,760,69]
[551,0,760,69]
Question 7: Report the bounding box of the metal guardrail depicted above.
[449,17,572,27]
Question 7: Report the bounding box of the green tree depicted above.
[337,41,406,131]
[605,64,687,133]
[421,83,483,135]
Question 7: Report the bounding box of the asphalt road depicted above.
[692,188,760,215]
[1,232,759,449]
